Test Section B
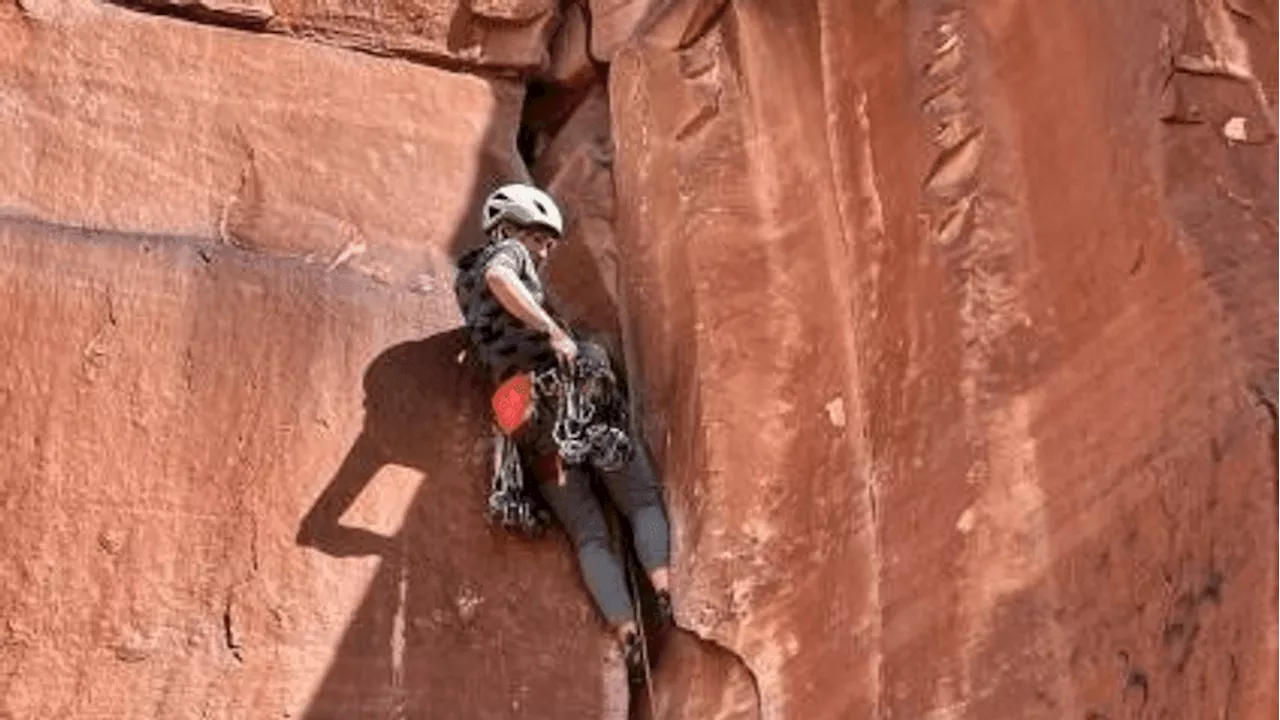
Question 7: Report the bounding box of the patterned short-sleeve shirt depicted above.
[454,238,556,381]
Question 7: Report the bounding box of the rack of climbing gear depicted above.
[483,345,635,537]
[485,430,550,536]
[534,352,633,473]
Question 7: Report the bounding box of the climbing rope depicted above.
[626,557,659,719]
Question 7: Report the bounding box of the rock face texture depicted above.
[1,3,622,718]
[1,1,1275,720]
[612,2,1277,719]
[100,0,560,70]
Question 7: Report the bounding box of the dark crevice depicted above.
[601,459,761,720]
[517,80,554,170]
[634,625,763,720]
[518,77,598,172]
[867,483,879,526]
[109,0,271,31]
[222,599,244,663]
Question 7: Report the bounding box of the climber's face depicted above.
[514,225,561,268]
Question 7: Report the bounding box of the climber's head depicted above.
[481,183,564,267]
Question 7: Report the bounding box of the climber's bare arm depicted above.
[484,265,579,366]
[485,265,561,335]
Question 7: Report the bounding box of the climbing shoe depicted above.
[655,589,674,631]
[623,631,646,687]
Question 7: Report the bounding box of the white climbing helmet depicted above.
[480,183,564,238]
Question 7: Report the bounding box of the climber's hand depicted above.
[549,326,579,371]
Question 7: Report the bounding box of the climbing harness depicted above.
[483,345,634,536]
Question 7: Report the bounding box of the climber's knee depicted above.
[570,508,611,555]
[577,541,633,624]
[629,504,670,571]
[601,448,665,519]
[540,465,608,547]
[598,453,671,572]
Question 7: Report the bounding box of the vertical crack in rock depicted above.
[222,596,244,664]
[507,65,764,720]
[816,0,890,709]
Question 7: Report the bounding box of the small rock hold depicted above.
[456,586,484,624]
[408,274,437,295]
[1218,115,1273,144]
[1224,0,1259,21]
[113,643,150,663]
[824,397,846,428]
[97,531,123,555]
[197,0,275,23]
[1222,116,1248,141]
[1174,53,1252,80]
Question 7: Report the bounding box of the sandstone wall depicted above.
[609,1,1276,718]
[1,0,1275,718]
[1,2,626,717]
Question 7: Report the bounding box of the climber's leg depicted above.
[538,463,636,630]
[598,443,672,618]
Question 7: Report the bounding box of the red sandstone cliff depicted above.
[1,1,1275,718]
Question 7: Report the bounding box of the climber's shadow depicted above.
[294,328,598,719]
[295,327,485,559]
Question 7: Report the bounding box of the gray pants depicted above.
[538,448,671,625]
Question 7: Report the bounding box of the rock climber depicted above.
[453,182,674,684]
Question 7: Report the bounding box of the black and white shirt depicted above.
[454,238,557,382]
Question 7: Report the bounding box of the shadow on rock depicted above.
[293,328,609,719]
[295,327,485,558]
